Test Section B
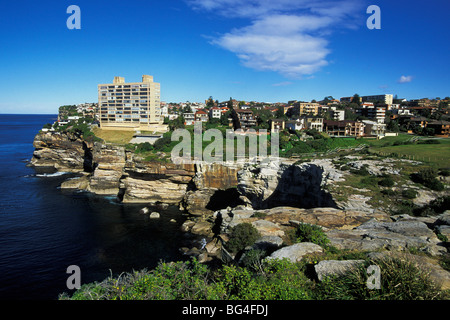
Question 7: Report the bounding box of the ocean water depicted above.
[0,114,198,300]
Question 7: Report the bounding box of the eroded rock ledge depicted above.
[31,132,350,216]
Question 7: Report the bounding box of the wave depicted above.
[35,172,70,177]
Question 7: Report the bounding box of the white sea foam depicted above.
[36,172,70,177]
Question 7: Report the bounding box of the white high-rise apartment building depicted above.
[98,75,162,130]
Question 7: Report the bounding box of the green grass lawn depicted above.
[369,137,450,168]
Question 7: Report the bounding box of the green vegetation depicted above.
[225,223,260,254]
[410,168,445,191]
[316,257,445,300]
[369,136,450,167]
[288,223,330,248]
[60,253,448,300]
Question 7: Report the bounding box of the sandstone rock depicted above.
[237,161,337,209]
[198,252,212,263]
[266,242,323,263]
[30,131,89,172]
[122,177,189,204]
[252,236,283,251]
[435,225,450,239]
[149,212,160,219]
[251,220,284,238]
[436,211,450,226]
[182,189,215,216]
[60,175,90,189]
[326,219,447,256]
[180,220,195,232]
[205,239,221,255]
[190,221,213,236]
[314,260,365,281]
[367,251,450,291]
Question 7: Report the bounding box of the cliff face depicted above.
[30,132,343,216]
[121,157,196,204]
[237,160,338,210]
[30,131,92,172]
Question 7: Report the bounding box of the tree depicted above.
[227,97,234,109]
[352,94,361,106]
[220,110,231,126]
[274,106,286,119]
[206,96,215,108]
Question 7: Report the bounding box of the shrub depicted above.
[381,189,397,196]
[410,168,445,191]
[226,223,260,254]
[153,136,172,151]
[350,165,370,176]
[402,189,418,199]
[439,168,450,177]
[293,223,329,248]
[417,139,440,144]
[427,179,445,191]
[378,176,395,187]
[135,142,153,153]
[314,257,446,300]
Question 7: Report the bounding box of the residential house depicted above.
[304,117,323,132]
[356,105,386,123]
[362,120,386,137]
[233,109,257,130]
[184,113,195,126]
[409,116,428,128]
[195,109,208,122]
[209,107,222,119]
[293,102,320,116]
[323,120,365,137]
[331,109,345,121]
[426,120,450,137]
[285,119,304,131]
[269,119,285,132]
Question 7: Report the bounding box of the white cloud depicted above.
[272,81,293,87]
[186,0,364,78]
[398,75,413,83]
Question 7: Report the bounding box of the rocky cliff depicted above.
[28,132,353,215]
[237,160,340,210]
[30,131,93,172]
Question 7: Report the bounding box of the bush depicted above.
[135,142,153,153]
[427,179,445,191]
[439,168,450,177]
[402,189,418,199]
[226,223,260,254]
[417,139,440,144]
[314,257,446,300]
[293,223,329,247]
[381,189,397,196]
[414,195,450,216]
[378,176,395,187]
[410,168,445,191]
[153,136,172,151]
[350,165,370,176]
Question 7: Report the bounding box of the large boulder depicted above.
[326,218,447,256]
[314,260,365,281]
[251,220,284,238]
[266,242,323,263]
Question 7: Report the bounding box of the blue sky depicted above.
[1,0,449,114]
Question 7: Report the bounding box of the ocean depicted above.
[0,114,198,300]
